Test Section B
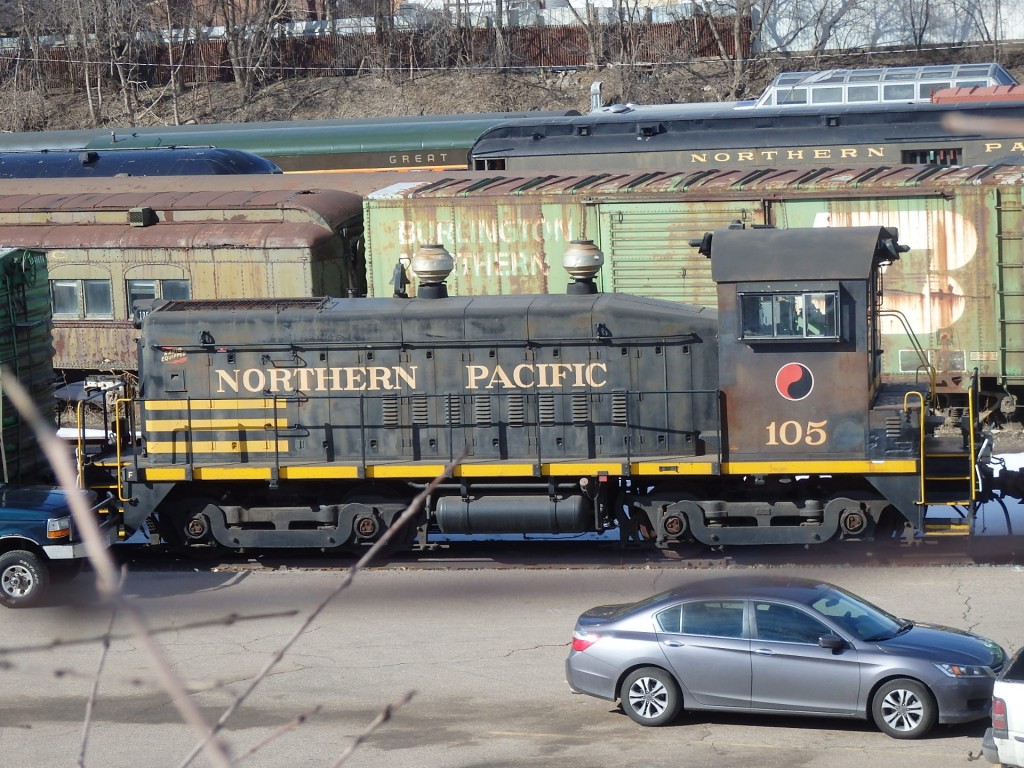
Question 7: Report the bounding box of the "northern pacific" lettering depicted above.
[213,362,610,394]
[216,367,418,393]
[465,363,607,390]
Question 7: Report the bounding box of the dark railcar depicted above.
[468,98,1024,171]
[0,112,579,173]
[0,147,281,177]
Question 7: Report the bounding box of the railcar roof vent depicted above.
[563,239,605,295]
[411,243,454,299]
[129,206,157,227]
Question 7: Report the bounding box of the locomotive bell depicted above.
[411,243,454,299]
[563,239,604,295]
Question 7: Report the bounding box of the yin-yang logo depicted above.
[775,363,814,401]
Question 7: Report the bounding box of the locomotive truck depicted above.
[80,226,1020,552]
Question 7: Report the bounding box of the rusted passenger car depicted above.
[0,188,364,375]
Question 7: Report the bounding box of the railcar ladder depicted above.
[997,188,1024,387]
[911,380,979,508]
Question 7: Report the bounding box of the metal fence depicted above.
[0,14,750,89]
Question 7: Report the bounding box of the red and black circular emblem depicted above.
[775,363,814,401]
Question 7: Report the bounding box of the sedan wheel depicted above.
[871,679,937,739]
[621,667,682,727]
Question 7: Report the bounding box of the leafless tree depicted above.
[696,0,775,99]
[0,0,57,130]
[903,0,932,50]
[563,0,605,70]
[214,0,292,101]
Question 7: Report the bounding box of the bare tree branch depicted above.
[77,603,119,768]
[329,690,417,768]
[176,448,466,768]
[0,610,300,657]
[0,369,236,768]
[235,705,324,764]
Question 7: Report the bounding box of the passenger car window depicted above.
[50,278,113,319]
[678,600,744,638]
[754,602,831,644]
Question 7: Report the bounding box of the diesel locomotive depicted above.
[80,225,1018,552]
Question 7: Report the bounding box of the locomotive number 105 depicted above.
[765,420,829,446]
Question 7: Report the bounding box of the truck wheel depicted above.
[0,550,50,608]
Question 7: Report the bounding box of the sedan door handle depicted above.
[753,648,775,656]
[662,640,684,647]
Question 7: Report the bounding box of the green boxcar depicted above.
[0,247,54,482]
[362,166,1024,408]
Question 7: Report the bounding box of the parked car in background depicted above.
[0,485,114,608]
[566,575,1006,738]
[984,647,1024,766]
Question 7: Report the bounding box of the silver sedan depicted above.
[566,574,1006,738]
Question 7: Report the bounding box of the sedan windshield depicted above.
[809,585,904,641]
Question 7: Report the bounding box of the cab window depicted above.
[739,291,838,341]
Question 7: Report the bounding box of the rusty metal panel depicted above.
[51,320,132,375]
[775,189,998,392]
[597,201,765,303]
[364,178,595,298]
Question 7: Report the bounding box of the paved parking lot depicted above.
[1,562,1020,767]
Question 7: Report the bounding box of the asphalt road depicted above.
[1,562,1021,768]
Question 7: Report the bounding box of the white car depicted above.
[984,648,1024,767]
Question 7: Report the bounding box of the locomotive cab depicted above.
[707,226,906,462]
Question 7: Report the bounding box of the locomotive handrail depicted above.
[880,309,937,400]
[968,369,980,501]
[903,389,928,505]
[142,332,702,355]
[113,396,134,503]
[129,387,719,477]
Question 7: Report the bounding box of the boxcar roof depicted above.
[364,164,1024,200]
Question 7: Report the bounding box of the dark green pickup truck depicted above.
[0,485,115,608]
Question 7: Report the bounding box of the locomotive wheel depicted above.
[635,509,656,540]
[185,514,212,542]
[871,507,906,546]
[340,484,420,554]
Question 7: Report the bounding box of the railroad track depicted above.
[109,535,1022,573]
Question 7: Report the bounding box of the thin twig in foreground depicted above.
[1,370,235,768]
[0,610,300,657]
[78,605,119,768]
[234,705,323,764]
[329,690,417,768]
[177,449,466,768]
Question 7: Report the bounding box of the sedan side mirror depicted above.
[819,634,845,650]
